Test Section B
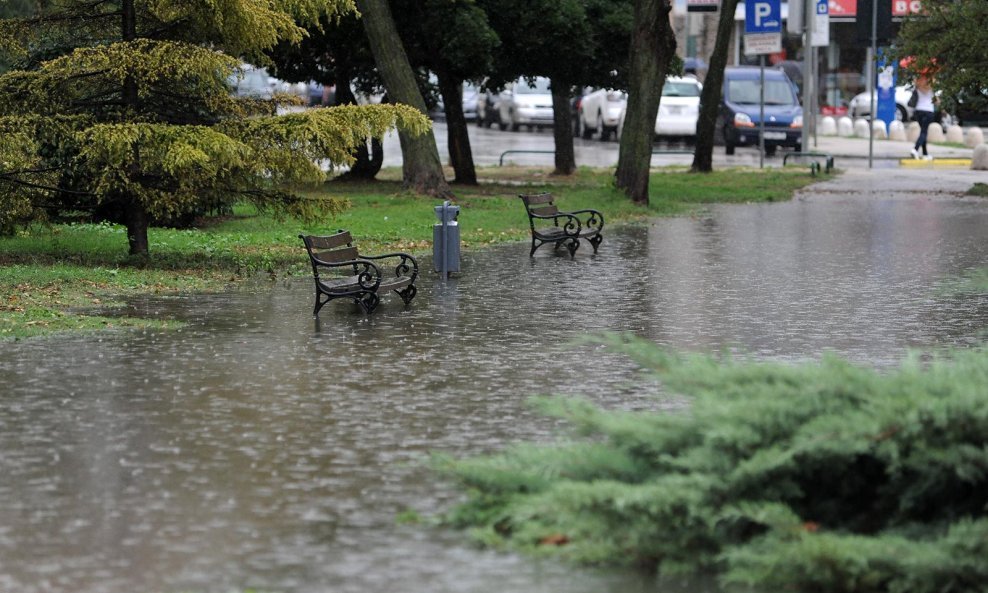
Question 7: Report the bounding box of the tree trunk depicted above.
[122,0,151,256]
[438,73,477,185]
[355,0,452,197]
[335,79,383,180]
[551,79,576,175]
[124,200,150,257]
[615,0,677,205]
[691,0,740,173]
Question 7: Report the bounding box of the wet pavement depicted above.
[384,122,981,169]
[1,169,987,593]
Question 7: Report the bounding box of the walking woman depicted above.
[909,75,937,160]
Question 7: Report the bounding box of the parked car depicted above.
[497,77,554,131]
[576,88,627,140]
[654,76,702,139]
[614,76,703,141]
[462,82,480,122]
[430,81,481,122]
[848,85,913,122]
[719,66,802,156]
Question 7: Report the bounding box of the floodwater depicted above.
[2,170,987,593]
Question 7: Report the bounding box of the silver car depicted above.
[497,77,554,131]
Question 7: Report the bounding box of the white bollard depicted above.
[853,118,871,138]
[888,121,907,141]
[837,116,854,137]
[819,116,837,136]
[945,125,964,144]
[972,144,988,170]
[965,127,985,148]
[907,121,921,142]
[927,122,945,142]
[872,120,888,139]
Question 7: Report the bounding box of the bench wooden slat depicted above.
[530,205,558,217]
[521,193,554,205]
[312,246,359,264]
[305,231,352,250]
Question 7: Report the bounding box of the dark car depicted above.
[719,66,803,156]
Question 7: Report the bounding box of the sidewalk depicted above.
[804,134,976,163]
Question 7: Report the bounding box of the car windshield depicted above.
[663,81,700,97]
[727,79,796,105]
[515,78,551,94]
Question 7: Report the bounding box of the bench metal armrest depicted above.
[313,258,382,291]
[530,211,582,236]
[566,208,604,233]
[359,252,419,282]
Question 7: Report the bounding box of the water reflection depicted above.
[1,189,987,593]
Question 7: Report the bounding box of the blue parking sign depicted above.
[745,0,782,34]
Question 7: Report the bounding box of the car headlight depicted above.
[734,112,755,127]
[791,115,803,128]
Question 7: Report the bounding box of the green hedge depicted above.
[439,335,988,592]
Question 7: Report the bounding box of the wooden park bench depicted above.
[299,230,418,315]
[519,192,604,257]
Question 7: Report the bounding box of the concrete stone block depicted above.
[819,116,837,136]
[973,144,988,170]
[872,120,888,139]
[965,127,985,148]
[853,118,871,138]
[888,121,907,141]
[907,121,921,142]
[837,116,854,137]
[945,125,964,144]
[927,123,945,142]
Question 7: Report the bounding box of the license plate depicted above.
[764,131,787,140]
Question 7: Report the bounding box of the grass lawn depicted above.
[1,166,820,340]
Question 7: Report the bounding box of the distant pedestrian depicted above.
[909,76,937,160]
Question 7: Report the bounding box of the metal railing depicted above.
[498,150,555,166]
[783,152,835,175]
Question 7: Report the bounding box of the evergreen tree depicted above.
[0,0,429,254]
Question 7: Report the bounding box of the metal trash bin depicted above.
[433,200,460,277]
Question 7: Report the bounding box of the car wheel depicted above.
[597,113,611,141]
[511,122,520,132]
[765,145,777,157]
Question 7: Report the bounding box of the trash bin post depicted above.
[433,201,460,279]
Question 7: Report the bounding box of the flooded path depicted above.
[1,169,987,593]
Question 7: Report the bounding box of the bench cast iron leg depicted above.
[396,285,417,306]
[588,234,603,254]
[356,292,380,314]
[313,293,331,317]
[565,238,579,258]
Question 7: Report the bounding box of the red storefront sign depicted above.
[829,0,856,17]
[828,0,921,18]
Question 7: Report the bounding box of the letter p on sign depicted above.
[745,0,781,34]
[755,3,771,26]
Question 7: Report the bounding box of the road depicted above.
[379,120,979,171]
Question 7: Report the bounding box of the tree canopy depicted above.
[896,0,988,114]
[0,0,430,254]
